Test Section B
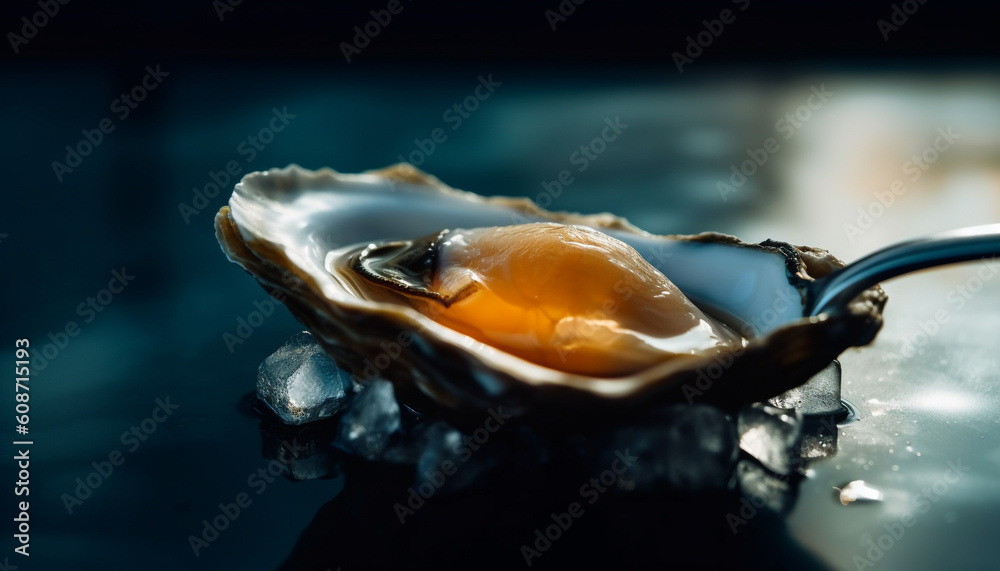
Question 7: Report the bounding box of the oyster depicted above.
[215,164,886,415]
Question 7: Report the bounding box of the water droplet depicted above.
[892,465,899,471]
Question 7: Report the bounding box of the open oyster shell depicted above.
[215,164,886,417]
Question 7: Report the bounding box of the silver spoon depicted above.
[775,224,1000,418]
[806,223,1000,316]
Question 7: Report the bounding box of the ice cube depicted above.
[606,404,739,492]
[379,418,436,465]
[737,405,804,475]
[769,361,843,415]
[334,379,402,461]
[736,459,797,514]
[257,332,353,425]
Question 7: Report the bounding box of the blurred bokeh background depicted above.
[2,0,999,569]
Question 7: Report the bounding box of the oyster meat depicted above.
[215,164,886,415]
[343,222,744,376]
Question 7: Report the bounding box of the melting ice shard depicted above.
[257,332,353,425]
[333,380,402,461]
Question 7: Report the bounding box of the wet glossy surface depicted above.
[787,270,1000,570]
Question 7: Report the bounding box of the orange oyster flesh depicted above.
[350,223,745,377]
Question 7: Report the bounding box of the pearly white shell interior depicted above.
[230,168,805,339]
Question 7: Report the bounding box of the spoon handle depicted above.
[806,223,1000,316]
